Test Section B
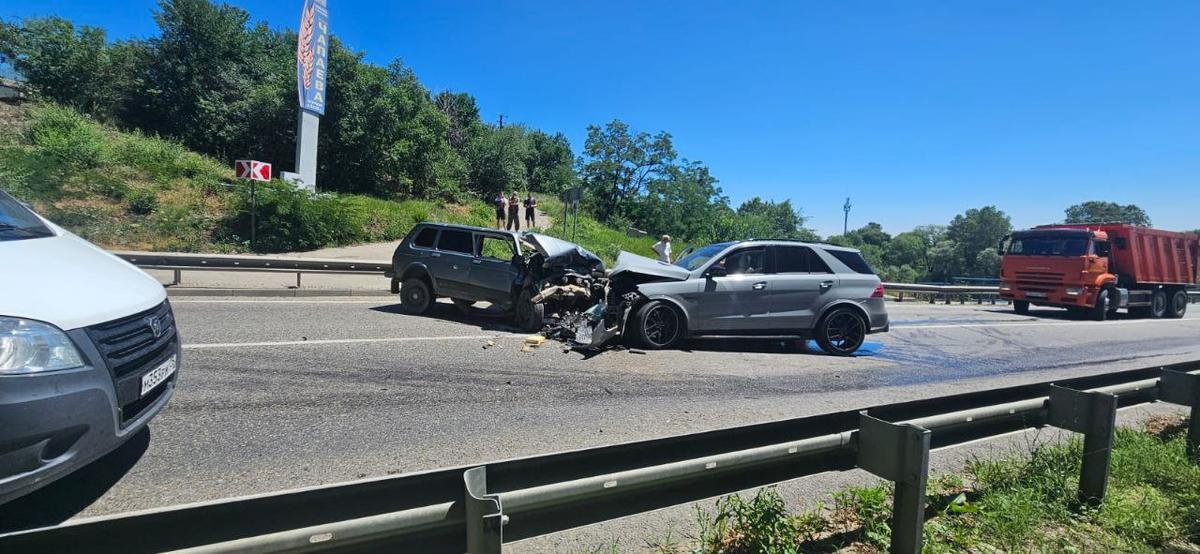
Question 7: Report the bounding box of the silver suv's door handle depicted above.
[752,281,767,290]
[430,252,442,258]
[819,280,834,290]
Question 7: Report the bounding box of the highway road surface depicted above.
[3,297,1198,550]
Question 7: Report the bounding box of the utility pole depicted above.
[497,114,505,128]
[843,197,852,236]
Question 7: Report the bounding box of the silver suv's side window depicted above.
[774,246,832,273]
[437,229,474,254]
[714,247,767,275]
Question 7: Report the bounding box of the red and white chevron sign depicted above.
[234,160,272,182]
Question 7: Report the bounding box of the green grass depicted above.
[640,415,1199,553]
[0,103,642,255]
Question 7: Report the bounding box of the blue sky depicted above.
[4,1,1198,236]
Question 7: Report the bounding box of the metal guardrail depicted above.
[885,282,1200,305]
[113,251,390,288]
[3,361,1198,554]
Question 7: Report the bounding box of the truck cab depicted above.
[999,224,1198,320]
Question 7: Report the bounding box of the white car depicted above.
[0,190,179,504]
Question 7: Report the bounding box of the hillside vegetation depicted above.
[0,103,652,260]
[0,103,474,253]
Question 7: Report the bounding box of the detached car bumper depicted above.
[0,308,179,505]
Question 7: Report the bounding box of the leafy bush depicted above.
[24,104,109,171]
[127,188,159,215]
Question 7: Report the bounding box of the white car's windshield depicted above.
[0,192,53,242]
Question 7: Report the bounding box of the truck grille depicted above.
[1014,271,1065,292]
[85,300,178,426]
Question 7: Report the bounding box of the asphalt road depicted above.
[4,297,1198,550]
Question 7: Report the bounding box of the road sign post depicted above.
[235,160,272,251]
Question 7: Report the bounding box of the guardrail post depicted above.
[857,412,931,554]
[1046,385,1118,505]
[897,291,904,302]
[296,272,302,288]
[172,269,181,286]
[1158,370,1200,458]
[464,466,505,554]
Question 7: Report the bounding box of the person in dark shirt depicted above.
[506,192,521,231]
[493,193,506,228]
[524,193,537,228]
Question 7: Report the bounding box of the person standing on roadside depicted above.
[507,191,521,231]
[493,192,507,229]
[652,234,672,263]
[524,192,538,229]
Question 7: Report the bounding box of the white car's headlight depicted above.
[0,317,85,374]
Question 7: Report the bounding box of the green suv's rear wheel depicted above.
[399,278,433,315]
[635,301,683,350]
[816,307,867,356]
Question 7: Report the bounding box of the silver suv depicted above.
[607,240,889,355]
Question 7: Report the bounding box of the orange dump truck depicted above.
[999,224,1199,320]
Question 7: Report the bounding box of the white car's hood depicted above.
[0,227,165,330]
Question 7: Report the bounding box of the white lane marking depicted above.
[183,334,506,350]
[895,318,1200,331]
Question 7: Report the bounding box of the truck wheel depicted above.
[399,278,433,315]
[1150,289,1168,319]
[1090,288,1112,321]
[1167,289,1188,319]
[634,301,683,349]
[816,307,867,356]
[514,289,545,332]
[1013,300,1030,315]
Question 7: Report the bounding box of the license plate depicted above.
[1026,291,1047,298]
[141,355,177,397]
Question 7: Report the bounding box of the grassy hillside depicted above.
[0,102,654,262]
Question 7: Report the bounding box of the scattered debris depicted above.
[524,335,546,346]
[482,339,496,349]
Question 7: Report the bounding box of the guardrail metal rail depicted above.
[3,361,1198,554]
[113,251,391,288]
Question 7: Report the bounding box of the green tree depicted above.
[927,239,963,281]
[845,222,891,248]
[1064,201,1151,226]
[466,124,531,198]
[946,206,1012,276]
[735,197,810,239]
[434,90,483,155]
[130,0,267,157]
[578,119,676,221]
[975,247,1002,277]
[886,231,929,273]
[0,17,137,118]
[631,160,728,241]
[524,130,574,194]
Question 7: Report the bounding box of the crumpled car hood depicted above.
[609,251,691,281]
[522,232,605,273]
